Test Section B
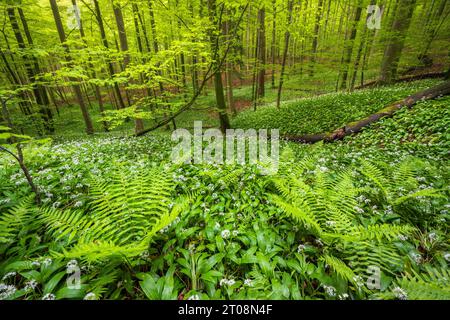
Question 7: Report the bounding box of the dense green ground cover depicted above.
[0,81,449,300]
[232,80,443,135]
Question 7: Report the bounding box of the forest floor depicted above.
[0,79,449,300]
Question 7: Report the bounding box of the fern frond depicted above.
[322,254,357,283]
[269,194,323,236]
[0,197,34,244]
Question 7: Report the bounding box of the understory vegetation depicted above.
[1,81,449,300]
[1,0,449,302]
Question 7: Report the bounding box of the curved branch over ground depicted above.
[284,80,450,144]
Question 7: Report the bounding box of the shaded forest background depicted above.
[0,0,449,137]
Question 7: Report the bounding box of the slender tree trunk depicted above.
[208,0,231,132]
[379,0,417,84]
[224,14,235,115]
[339,0,363,90]
[276,0,294,110]
[256,7,266,100]
[49,0,94,134]
[112,1,144,133]
[148,0,174,130]
[7,6,53,133]
[309,0,323,77]
[93,0,126,110]
[271,0,277,89]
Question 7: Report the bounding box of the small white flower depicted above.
[221,229,231,239]
[444,253,450,262]
[297,244,307,253]
[227,279,235,286]
[323,285,336,297]
[410,252,422,264]
[2,272,17,281]
[392,286,408,300]
[83,292,97,300]
[31,261,40,268]
[232,230,239,237]
[338,293,349,300]
[0,284,16,300]
[43,258,53,267]
[219,279,228,287]
[354,206,365,214]
[188,294,200,300]
[74,201,83,208]
[397,235,408,241]
[24,280,38,292]
[244,279,253,287]
[353,276,365,288]
[325,221,336,227]
[42,293,56,300]
[428,232,438,242]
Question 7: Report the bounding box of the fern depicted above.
[270,157,424,283]
[39,167,190,262]
[389,267,450,300]
[0,197,35,244]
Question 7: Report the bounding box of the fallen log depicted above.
[284,80,450,144]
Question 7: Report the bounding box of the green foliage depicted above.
[232,80,442,135]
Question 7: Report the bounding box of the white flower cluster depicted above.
[83,292,97,300]
[42,293,56,300]
[221,229,231,239]
[392,286,408,300]
[2,272,16,281]
[0,283,17,300]
[219,278,236,287]
[323,285,336,297]
[410,252,422,264]
[24,280,38,292]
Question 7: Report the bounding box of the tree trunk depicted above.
[112,1,144,133]
[93,0,126,110]
[49,0,94,135]
[208,0,231,132]
[339,0,363,90]
[271,0,277,89]
[379,0,417,84]
[256,7,266,101]
[7,6,53,133]
[309,0,323,77]
[276,0,294,109]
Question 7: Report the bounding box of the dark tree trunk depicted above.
[7,6,53,133]
[379,0,417,84]
[49,0,94,135]
[309,0,323,77]
[276,0,294,109]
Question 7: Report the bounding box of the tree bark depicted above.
[256,7,266,100]
[7,6,53,133]
[339,0,363,90]
[276,0,294,109]
[49,0,94,135]
[208,0,231,132]
[309,0,323,77]
[379,0,417,84]
[111,1,144,133]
